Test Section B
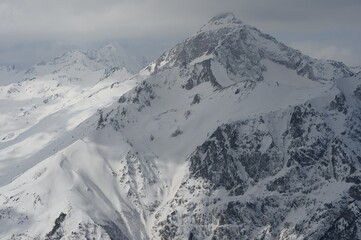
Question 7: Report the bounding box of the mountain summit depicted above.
[0,14,360,240]
[206,12,241,27]
[149,12,352,88]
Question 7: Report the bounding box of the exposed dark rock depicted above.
[100,221,129,240]
[289,106,304,138]
[171,129,183,137]
[183,60,222,90]
[45,212,67,240]
[354,86,361,101]
[349,185,361,201]
[330,93,348,114]
[191,94,201,105]
[189,118,283,194]
[319,203,361,240]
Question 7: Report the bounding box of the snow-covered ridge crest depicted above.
[0,42,147,90]
[349,65,361,74]
[201,12,243,32]
[146,13,352,86]
[35,42,146,75]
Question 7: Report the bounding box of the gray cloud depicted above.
[0,0,360,67]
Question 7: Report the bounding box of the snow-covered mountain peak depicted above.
[86,42,147,74]
[104,42,117,50]
[1,13,361,240]
[209,12,236,22]
[202,12,242,31]
[13,42,147,85]
[88,15,361,238]
[48,50,89,66]
[349,65,361,74]
[148,15,352,88]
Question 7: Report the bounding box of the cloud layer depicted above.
[0,0,360,67]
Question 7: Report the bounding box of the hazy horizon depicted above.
[0,0,360,68]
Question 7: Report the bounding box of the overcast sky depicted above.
[0,0,360,68]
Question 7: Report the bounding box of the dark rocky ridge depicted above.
[153,96,361,239]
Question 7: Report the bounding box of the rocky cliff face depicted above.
[153,88,361,239]
[0,13,360,240]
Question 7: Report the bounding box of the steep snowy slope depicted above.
[0,44,147,187]
[1,13,360,240]
[0,42,146,145]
